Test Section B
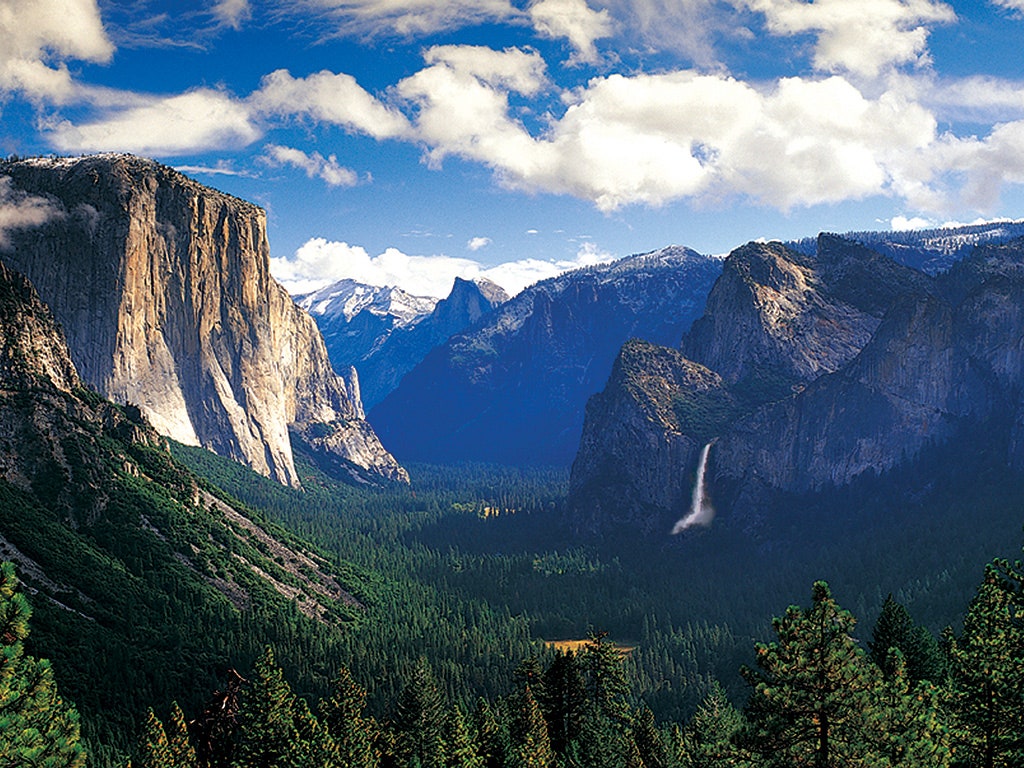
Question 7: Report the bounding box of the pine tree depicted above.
[392,657,447,768]
[539,651,585,759]
[946,561,1024,768]
[632,705,667,768]
[676,681,747,768]
[444,706,482,768]
[874,649,951,767]
[472,698,507,768]
[138,709,172,768]
[508,686,554,768]
[740,581,887,768]
[319,666,377,768]
[233,647,300,768]
[0,561,86,768]
[869,594,945,684]
[167,703,198,768]
[576,632,632,768]
[291,697,337,768]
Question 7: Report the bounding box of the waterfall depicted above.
[671,441,714,534]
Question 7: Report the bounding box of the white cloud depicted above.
[396,46,550,174]
[278,0,518,37]
[529,0,613,64]
[271,237,618,298]
[47,88,261,155]
[891,214,934,230]
[467,236,491,251]
[213,0,251,29]
[992,0,1024,13]
[398,61,940,211]
[251,69,410,139]
[0,0,113,102]
[744,0,955,77]
[0,177,62,249]
[263,144,359,187]
[917,74,1024,124]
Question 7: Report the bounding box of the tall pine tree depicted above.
[740,581,887,768]
[946,561,1024,768]
[0,561,86,768]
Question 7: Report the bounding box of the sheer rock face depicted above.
[570,234,1024,530]
[569,339,731,535]
[0,258,158,509]
[0,154,406,486]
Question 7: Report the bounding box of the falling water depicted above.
[671,441,714,534]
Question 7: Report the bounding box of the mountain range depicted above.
[301,276,508,410]
[369,246,724,465]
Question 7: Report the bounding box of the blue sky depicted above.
[3,0,1024,297]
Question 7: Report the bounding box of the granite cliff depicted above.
[570,234,1024,533]
[0,154,406,486]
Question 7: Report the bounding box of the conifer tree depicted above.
[443,706,482,768]
[508,686,553,768]
[472,698,507,768]
[319,666,377,768]
[392,657,447,768]
[167,703,198,768]
[869,594,945,684]
[874,649,951,767]
[946,561,1024,768]
[539,651,585,759]
[291,697,337,768]
[233,647,300,768]
[576,632,632,768]
[632,705,666,768]
[675,681,747,768]
[138,709,172,768]
[0,561,86,768]
[740,581,887,768]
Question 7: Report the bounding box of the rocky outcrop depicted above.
[370,247,723,466]
[569,339,734,534]
[0,154,406,486]
[683,237,931,389]
[570,234,1024,531]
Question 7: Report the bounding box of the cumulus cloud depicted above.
[0,0,113,102]
[891,214,934,230]
[0,177,62,249]
[467,236,491,251]
[397,60,940,211]
[250,69,410,139]
[992,0,1024,13]
[47,88,261,155]
[744,0,955,77]
[262,144,359,187]
[529,0,613,64]
[270,237,617,297]
[397,46,550,173]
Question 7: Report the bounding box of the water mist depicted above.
[671,441,715,534]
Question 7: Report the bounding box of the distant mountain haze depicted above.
[369,246,724,466]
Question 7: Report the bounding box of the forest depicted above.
[3,422,1022,768]
[7,539,1024,767]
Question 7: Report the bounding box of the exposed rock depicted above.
[569,234,1024,531]
[0,154,406,486]
[370,246,723,466]
[569,339,733,535]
